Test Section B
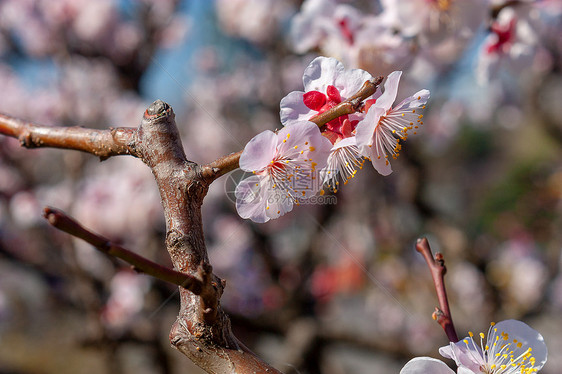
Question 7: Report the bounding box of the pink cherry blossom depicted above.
[235,121,332,223]
[355,71,430,176]
[280,56,372,190]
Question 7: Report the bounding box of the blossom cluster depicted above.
[290,0,559,85]
[235,56,430,222]
[401,320,548,374]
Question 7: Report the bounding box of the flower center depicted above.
[463,323,538,374]
[304,86,356,140]
[487,17,516,54]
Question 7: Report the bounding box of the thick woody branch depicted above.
[201,76,384,181]
[43,206,203,291]
[0,113,138,160]
[415,237,459,343]
[138,100,281,373]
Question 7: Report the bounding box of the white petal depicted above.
[493,320,548,371]
[336,67,373,98]
[393,89,430,111]
[400,357,455,374]
[235,175,269,223]
[280,91,314,126]
[303,56,344,92]
[439,341,483,373]
[375,70,402,111]
[239,130,278,172]
[264,188,293,220]
[370,152,392,176]
[355,107,382,151]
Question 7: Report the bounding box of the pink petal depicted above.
[264,188,294,220]
[375,70,402,111]
[235,175,269,223]
[239,130,278,172]
[280,91,314,126]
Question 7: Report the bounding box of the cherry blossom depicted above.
[280,56,372,190]
[289,0,363,64]
[380,0,487,43]
[401,320,547,374]
[477,7,539,84]
[355,71,430,176]
[444,319,548,373]
[235,120,332,223]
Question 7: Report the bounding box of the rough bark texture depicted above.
[132,100,282,373]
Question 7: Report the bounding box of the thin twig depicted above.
[43,206,203,292]
[415,237,459,342]
[201,76,385,181]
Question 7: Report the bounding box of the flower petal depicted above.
[336,67,374,98]
[375,70,402,111]
[439,341,483,373]
[264,188,293,220]
[280,91,314,126]
[393,89,430,111]
[235,175,270,223]
[239,130,278,172]
[400,357,455,374]
[494,320,548,371]
[278,121,332,169]
[303,56,344,92]
[370,150,393,176]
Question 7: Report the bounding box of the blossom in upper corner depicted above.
[289,0,363,65]
[235,120,332,223]
[476,7,539,84]
[280,56,372,191]
[355,71,430,176]
[401,320,548,374]
[280,56,372,138]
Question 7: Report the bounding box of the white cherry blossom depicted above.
[235,120,332,223]
[355,71,430,176]
[280,56,372,191]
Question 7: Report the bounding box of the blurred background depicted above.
[0,0,561,373]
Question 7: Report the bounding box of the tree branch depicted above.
[43,206,203,292]
[415,237,459,343]
[0,113,138,160]
[201,76,384,181]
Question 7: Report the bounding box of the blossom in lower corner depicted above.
[440,320,547,374]
[235,120,332,223]
[401,320,548,374]
[355,70,430,176]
